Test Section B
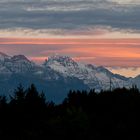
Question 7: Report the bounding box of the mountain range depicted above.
[0,52,139,103]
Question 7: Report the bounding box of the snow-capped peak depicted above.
[43,55,132,90]
[44,55,78,67]
[0,53,36,74]
[0,53,133,91]
[48,55,75,63]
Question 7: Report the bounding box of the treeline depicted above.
[0,84,140,139]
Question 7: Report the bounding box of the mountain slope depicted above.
[0,53,89,103]
[44,55,132,91]
[0,52,136,102]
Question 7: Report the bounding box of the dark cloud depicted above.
[0,0,140,32]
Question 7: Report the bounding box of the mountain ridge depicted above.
[0,52,139,102]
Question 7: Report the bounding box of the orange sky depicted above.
[1,38,140,44]
[0,38,140,77]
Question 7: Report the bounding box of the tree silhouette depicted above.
[25,84,46,108]
[0,84,140,139]
[10,84,25,106]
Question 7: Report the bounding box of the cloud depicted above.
[0,27,140,38]
[0,0,140,37]
[0,38,140,67]
[110,0,140,5]
[108,66,140,78]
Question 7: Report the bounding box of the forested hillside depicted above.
[0,84,140,139]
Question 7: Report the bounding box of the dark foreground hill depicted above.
[0,84,140,139]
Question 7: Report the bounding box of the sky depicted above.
[0,0,140,77]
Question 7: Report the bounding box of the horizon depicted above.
[1,50,139,78]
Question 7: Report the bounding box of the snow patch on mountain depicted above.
[0,52,137,103]
[0,53,135,91]
[0,53,36,73]
[44,55,132,90]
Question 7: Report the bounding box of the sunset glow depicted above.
[0,37,140,77]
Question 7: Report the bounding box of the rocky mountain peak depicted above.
[44,55,78,67]
[11,55,30,62]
